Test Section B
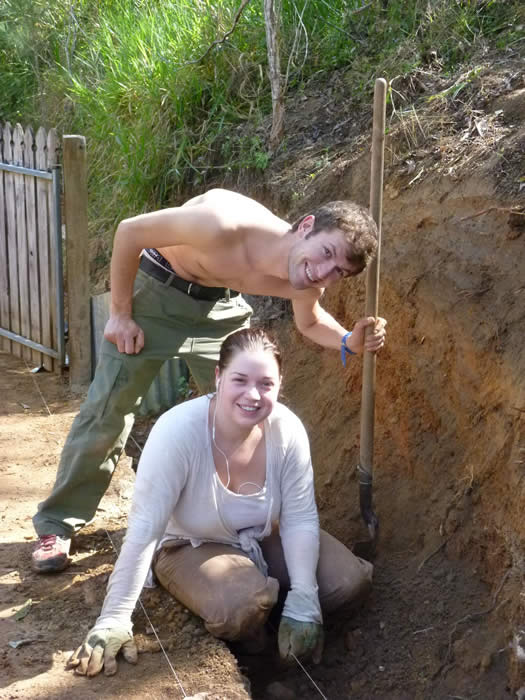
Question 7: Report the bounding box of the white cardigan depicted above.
[96,396,322,630]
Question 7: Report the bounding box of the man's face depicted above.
[288,216,356,290]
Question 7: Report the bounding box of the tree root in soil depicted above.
[432,569,513,679]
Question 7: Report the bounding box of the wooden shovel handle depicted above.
[359,78,387,481]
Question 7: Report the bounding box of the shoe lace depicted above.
[39,534,58,551]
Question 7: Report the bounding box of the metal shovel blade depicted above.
[352,465,379,561]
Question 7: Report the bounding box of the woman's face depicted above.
[216,349,281,428]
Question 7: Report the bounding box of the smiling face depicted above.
[288,216,358,290]
[215,349,281,429]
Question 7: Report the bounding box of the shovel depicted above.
[353,78,387,561]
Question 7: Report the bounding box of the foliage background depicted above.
[0,0,523,262]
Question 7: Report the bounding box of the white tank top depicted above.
[215,475,269,532]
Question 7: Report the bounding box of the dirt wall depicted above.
[187,63,525,694]
[263,103,525,691]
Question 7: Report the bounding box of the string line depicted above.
[103,529,188,698]
[23,360,52,416]
[288,651,328,700]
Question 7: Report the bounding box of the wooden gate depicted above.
[0,123,65,371]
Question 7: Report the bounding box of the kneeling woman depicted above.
[70,328,372,676]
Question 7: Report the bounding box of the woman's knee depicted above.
[154,544,280,641]
[204,575,280,641]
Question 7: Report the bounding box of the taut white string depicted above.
[286,652,328,700]
[103,529,188,698]
[23,364,189,697]
[23,359,52,416]
[263,617,328,699]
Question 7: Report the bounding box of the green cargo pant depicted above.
[33,269,252,537]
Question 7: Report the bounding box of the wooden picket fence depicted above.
[1,125,184,400]
[0,123,63,371]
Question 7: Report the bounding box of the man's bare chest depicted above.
[157,245,296,298]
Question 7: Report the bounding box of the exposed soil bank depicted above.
[235,59,525,698]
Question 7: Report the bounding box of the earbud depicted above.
[212,379,220,440]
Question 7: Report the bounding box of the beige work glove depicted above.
[278,616,324,665]
[69,626,138,677]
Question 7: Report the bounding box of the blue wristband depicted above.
[341,332,355,367]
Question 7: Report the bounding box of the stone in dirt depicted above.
[265,680,296,699]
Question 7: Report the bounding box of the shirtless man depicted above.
[32,189,387,573]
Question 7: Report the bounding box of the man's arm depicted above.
[292,294,386,354]
[105,204,224,354]
[110,205,222,314]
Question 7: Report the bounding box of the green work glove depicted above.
[278,616,324,665]
[69,626,138,677]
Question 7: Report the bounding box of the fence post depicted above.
[63,135,91,392]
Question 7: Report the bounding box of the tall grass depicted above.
[0,0,523,254]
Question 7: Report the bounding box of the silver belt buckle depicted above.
[187,282,193,296]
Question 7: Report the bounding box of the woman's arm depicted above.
[278,414,322,624]
[97,411,191,628]
[70,407,192,676]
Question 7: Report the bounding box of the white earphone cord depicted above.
[212,386,263,494]
[129,412,326,698]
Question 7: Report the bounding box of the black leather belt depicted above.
[139,256,239,302]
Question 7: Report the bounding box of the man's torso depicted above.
[152,189,314,301]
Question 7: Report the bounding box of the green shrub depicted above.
[1,0,522,249]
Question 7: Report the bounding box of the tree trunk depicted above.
[264,0,284,151]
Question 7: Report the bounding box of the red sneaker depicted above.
[32,535,71,573]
